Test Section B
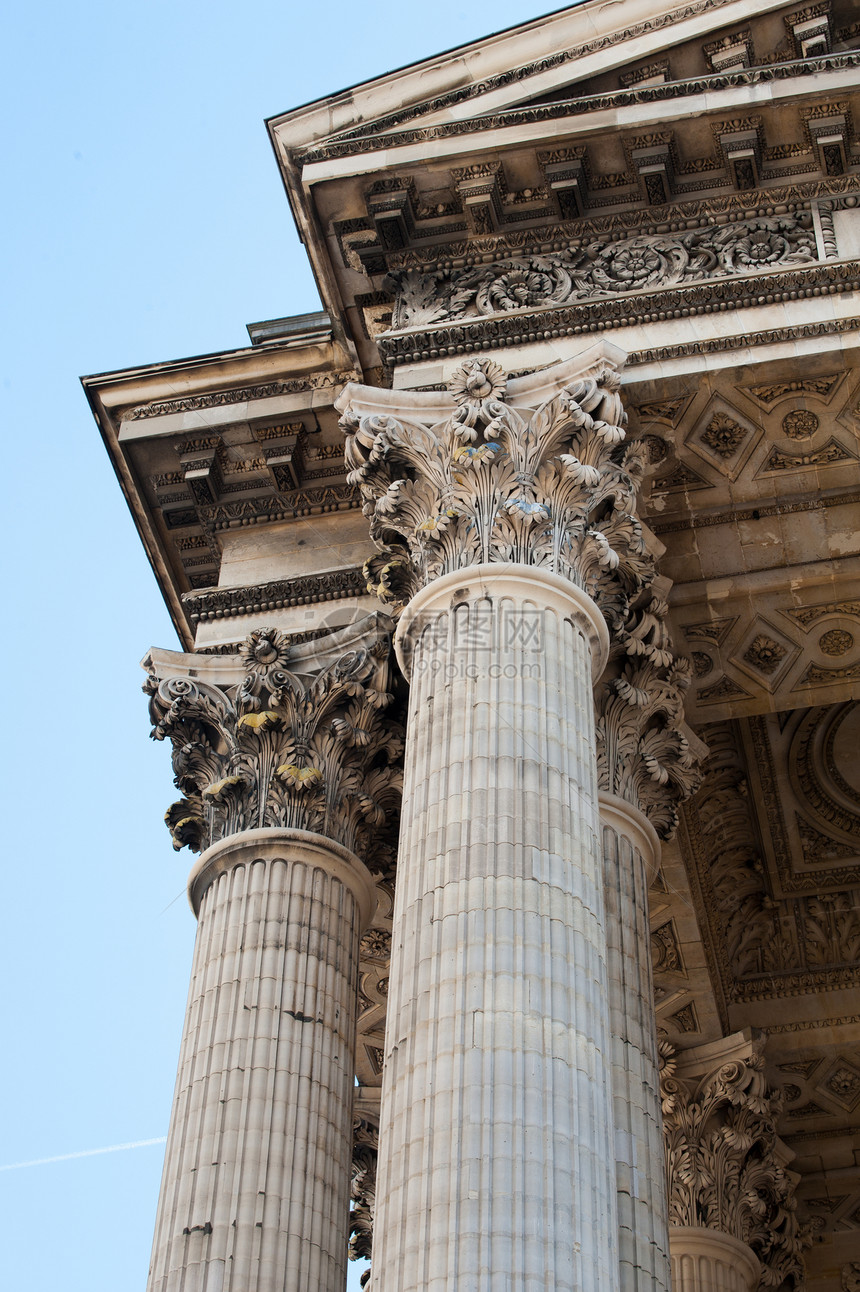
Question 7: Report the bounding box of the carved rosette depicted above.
[596,593,702,838]
[660,1038,807,1289]
[145,625,403,867]
[340,358,651,632]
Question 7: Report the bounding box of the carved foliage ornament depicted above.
[350,1118,378,1267]
[342,359,702,833]
[340,359,651,633]
[660,1038,807,1288]
[145,627,403,865]
[384,215,818,329]
[595,593,701,839]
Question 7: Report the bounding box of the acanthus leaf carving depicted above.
[145,625,404,867]
[340,358,651,634]
[350,1118,378,1270]
[595,592,702,838]
[660,1037,809,1288]
[341,358,704,833]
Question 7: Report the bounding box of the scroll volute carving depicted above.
[145,625,404,867]
[340,358,652,632]
[660,1037,808,1288]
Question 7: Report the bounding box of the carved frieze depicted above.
[383,214,818,330]
[145,625,403,867]
[377,258,860,366]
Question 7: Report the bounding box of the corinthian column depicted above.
[143,622,402,1292]
[338,351,657,1292]
[596,592,702,1292]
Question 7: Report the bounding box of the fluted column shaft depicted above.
[147,827,375,1292]
[599,796,670,1292]
[373,564,617,1292]
[669,1228,761,1292]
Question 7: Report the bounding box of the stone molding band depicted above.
[598,790,662,885]
[669,1226,762,1292]
[187,826,377,926]
[393,561,610,680]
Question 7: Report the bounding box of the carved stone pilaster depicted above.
[144,618,403,868]
[660,1033,807,1290]
[339,355,651,632]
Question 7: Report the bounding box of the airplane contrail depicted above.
[0,1136,167,1171]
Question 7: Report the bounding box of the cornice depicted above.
[273,0,786,150]
[124,369,360,422]
[183,567,368,624]
[298,54,860,166]
[628,313,860,368]
[375,181,859,273]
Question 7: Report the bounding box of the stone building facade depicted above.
[82,2,860,1289]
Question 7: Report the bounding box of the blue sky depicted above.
[1,2,560,1287]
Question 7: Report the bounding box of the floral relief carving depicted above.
[384,215,818,329]
[820,1060,860,1110]
[652,920,685,973]
[746,375,841,405]
[660,1037,807,1287]
[782,409,820,439]
[360,928,392,960]
[699,412,747,458]
[145,626,404,866]
[819,628,854,656]
[759,438,855,472]
[743,634,788,675]
[340,359,652,632]
[785,600,860,629]
[843,1261,860,1292]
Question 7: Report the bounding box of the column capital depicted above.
[338,353,651,633]
[143,615,403,873]
[660,1030,807,1290]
